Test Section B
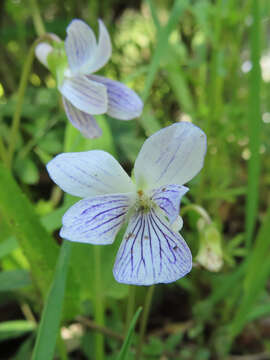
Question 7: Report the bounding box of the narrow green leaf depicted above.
[0,162,58,295]
[32,240,71,360]
[0,270,31,292]
[0,321,36,341]
[117,307,142,360]
[142,0,189,102]
[230,206,270,338]
[245,0,262,247]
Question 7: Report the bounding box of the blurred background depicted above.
[0,0,270,359]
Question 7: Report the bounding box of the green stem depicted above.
[7,35,53,169]
[94,246,105,360]
[125,285,135,334]
[29,0,46,36]
[245,0,261,248]
[181,204,212,225]
[137,285,155,360]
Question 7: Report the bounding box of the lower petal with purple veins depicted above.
[60,193,133,244]
[63,97,102,138]
[113,208,192,285]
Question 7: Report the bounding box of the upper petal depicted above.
[80,20,112,74]
[89,75,143,120]
[65,19,97,74]
[60,194,133,244]
[47,150,136,198]
[35,43,53,68]
[151,184,189,224]
[113,208,192,285]
[134,122,207,190]
[59,75,108,115]
[63,97,102,138]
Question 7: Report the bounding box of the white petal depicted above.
[113,208,192,285]
[59,75,107,115]
[89,75,143,120]
[35,43,53,68]
[63,97,102,138]
[60,194,132,244]
[65,19,97,74]
[134,122,207,190]
[47,150,136,198]
[151,185,189,224]
[80,20,112,74]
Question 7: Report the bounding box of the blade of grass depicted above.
[32,240,71,360]
[245,0,262,248]
[142,0,189,103]
[229,206,270,339]
[117,307,142,360]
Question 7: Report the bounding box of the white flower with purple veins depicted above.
[47,122,207,285]
[35,19,143,138]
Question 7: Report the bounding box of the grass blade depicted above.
[32,240,71,360]
[117,307,142,360]
[245,0,262,247]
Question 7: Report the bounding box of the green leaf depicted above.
[116,307,142,360]
[0,269,31,292]
[0,321,36,341]
[0,162,59,295]
[32,240,72,360]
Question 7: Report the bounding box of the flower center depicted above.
[135,189,155,213]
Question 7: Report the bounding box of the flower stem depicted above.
[93,246,105,360]
[125,285,135,334]
[0,136,8,167]
[28,0,46,36]
[137,285,155,360]
[7,35,54,169]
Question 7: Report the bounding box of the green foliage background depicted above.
[0,0,270,359]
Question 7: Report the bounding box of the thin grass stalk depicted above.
[245,0,262,248]
[137,285,155,360]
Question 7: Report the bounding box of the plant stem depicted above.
[137,285,155,360]
[245,0,261,248]
[94,246,105,360]
[29,0,46,36]
[7,35,53,169]
[125,285,135,334]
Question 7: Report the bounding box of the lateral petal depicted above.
[63,97,102,138]
[59,75,107,115]
[134,122,207,190]
[60,194,133,244]
[65,19,97,74]
[151,185,189,224]
[47,150,136,198]
[113,209,192,285]
[90,75,143,120]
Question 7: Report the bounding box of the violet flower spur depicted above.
[35,19,143,138]
[47,122,207,285]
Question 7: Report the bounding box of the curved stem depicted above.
[29,0,46,36]
[181,204,212,225]
[7,35,54,169]
[137,285,155,359]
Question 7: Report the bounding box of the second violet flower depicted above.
[35,19,143,138]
